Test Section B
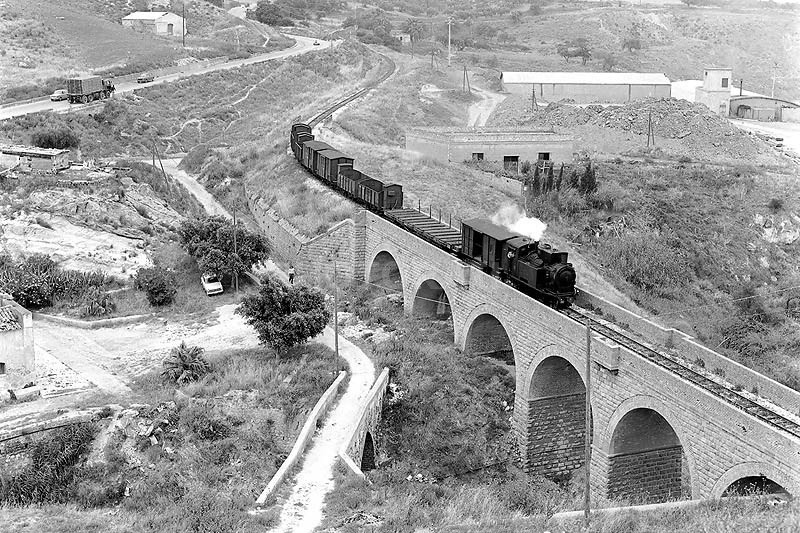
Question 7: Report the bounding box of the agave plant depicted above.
[162,342,211,385]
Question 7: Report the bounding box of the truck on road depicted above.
[66,76,115,104]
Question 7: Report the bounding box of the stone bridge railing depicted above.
[339,367,390,477]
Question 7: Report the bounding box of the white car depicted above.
[201,273,223,296]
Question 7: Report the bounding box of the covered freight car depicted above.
[316,149,354,182]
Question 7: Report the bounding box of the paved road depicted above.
[0,34,332,121]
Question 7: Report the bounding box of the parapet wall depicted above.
[576,288,800,414]
[340,367,390,476]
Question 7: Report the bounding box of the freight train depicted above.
[290,123,577,306]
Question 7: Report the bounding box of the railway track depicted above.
[307,53,396,127]
[561,305,800,439]
[296,45,800,443]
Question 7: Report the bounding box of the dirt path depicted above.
[272,327,375,533]
[468,84,506,127]
[158,158,231,219]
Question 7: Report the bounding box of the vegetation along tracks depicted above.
[560,305,800,440]
[307,52,396,127]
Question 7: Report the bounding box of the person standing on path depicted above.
[288,265,295,284]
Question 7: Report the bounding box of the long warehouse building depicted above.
[500,71,672,104]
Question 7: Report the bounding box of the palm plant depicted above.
[162,342,211,385]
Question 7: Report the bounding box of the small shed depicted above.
[0,292,35,390]
[122,11,186,37]
[0,145,70,174]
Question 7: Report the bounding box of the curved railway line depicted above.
[299,52,800,443]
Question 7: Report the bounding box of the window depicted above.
[537,152,550,161]
[722,77,729,88]
[503,155,519,173]
[472,152,484,161]
[0,362,5,375]
[167,23,174,35]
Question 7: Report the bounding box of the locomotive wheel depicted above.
[81,95,88,104]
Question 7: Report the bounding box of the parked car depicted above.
[137,73,155,83]
[201,273,223,296]
[49,89,68,101]
[313,40,320,46]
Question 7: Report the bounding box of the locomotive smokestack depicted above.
[491,205,547,241]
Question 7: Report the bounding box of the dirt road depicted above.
[468,85,506,127]
[158,158,232,219]
[272,328,375,533]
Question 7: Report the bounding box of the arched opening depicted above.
[368,251,403,296]
[465,313,513,365]
[723,476,790,497]
[412,279,451,319]
[528,356,587,482]
[608,408,687,503]
[361,432,376,472]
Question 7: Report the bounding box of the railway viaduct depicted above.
[346,209,800,502]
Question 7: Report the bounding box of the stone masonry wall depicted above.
[526,393,585,481]
[608,445,683,503]
[362,211,800,500]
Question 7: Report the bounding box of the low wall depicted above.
[33,312,154,330]
[339,367,390,477]
[254,370,347,507]
[576,288,800,413]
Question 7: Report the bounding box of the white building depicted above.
[695,67,733,117]
[500,71,671,104]
[122,11,186,37]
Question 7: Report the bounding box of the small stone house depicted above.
[0,293,35,390]
[122,11,187,37]
[0,145,70,174]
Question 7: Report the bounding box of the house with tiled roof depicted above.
[0,292,34,390]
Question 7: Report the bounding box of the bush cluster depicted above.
[30,127,80,149]
[134,265,178,306]
[0,254,110,309]
[0,422,98,505]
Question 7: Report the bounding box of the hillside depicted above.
[0,0,290,102]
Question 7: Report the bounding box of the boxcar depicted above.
[291,123,313,160]
[316,149,354,183]
[302,141,333,175]
[461,218,519,273]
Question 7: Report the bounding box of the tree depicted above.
[178,216,270,283]
[252,1,292,25]
[135,266,178,306]
[162,342,211,385]
[404,18,424,57]
[31,128,79,149]
[236,274,331,356]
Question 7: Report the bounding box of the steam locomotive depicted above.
[290,122,577,306]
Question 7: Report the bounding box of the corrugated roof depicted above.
[0,306,20,332]
[501,71,671,86]
[122,11,173,20]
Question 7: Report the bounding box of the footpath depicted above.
[160,161,377,532]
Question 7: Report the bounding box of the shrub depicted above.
[135,266,178,306]
[181,406,233,441]
[162,341,211,385]
[30,128,80,149]
[0,422,98,505]
[498,475,563,517]
[80,287,116,318]
[768,198,784,211]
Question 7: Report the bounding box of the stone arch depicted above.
[606,400,691,503]
[361,431,376,472]
[410,273,453,321]
[711,462,796,499]
[367,249,404,296]
[526,356,589,482]
[464,312,515,365]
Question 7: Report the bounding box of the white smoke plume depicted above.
[491,204,547,241]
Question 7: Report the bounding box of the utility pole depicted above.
[232,202,239,296]
[447,17,453,67]
[739,78,743,97]
[182,2,186,48]
[646,110,655,147]
[333,259,339,359]
[531,84,538,113]
[584,325,592,529]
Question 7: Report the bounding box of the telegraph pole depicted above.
[447,17,453,67]
[232,203,239,296]
[333,259,339,358]
[182,2,186,48]
[584,325,592,529]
